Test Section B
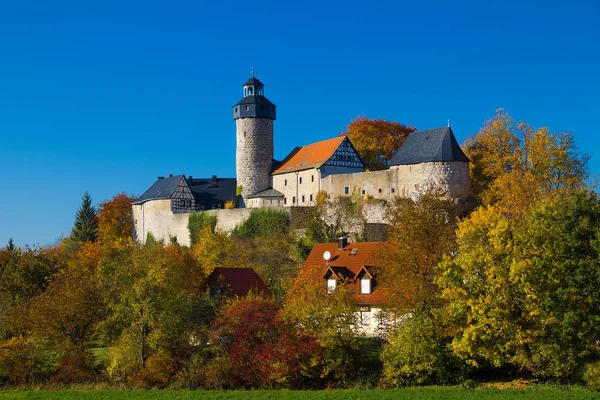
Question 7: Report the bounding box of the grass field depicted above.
[1,388,599,400]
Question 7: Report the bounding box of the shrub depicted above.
[584,361,600,390]
[51,346,96,384]
[381,314,464,386]
[0,336,55,384]
[133,350,175,388]
[233,209,289,239]
[224,200,235,209]
[188,212,218,245]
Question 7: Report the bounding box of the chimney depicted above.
[169,174,173,177]
[338,237,348,250]
[188,176,193,181]
[211,175,217,183]
[157,176,164,180]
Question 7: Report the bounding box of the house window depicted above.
[311,175,314,182]
[186,199,191,207]
[302,195,305,203]
[310,194,313,202]
[292,196,296,204]
[360,307,370,325]
[344,186,349,195]
[327,278,336,293]
[284,179,287,186]
[299,177,302,184]
[361,277,371,294]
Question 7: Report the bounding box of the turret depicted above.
[233,74,276,204]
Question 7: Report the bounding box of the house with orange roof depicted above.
[265,136,365,208]
[299,238,392,337]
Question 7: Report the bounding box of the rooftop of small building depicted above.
[390,126,469,166]
[132,175,236,205]
[208,267,272,298]
[272,135,348,175]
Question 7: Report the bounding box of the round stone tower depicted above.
[233,74,276,204]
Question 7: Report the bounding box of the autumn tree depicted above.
[464,109,589,210]
[376,190,457,315]
[70,192,98,243]
[437,191,600,380]
[281,269,361,385]
[343,116,415,170]
[98,193,135,243]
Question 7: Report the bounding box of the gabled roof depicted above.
[390,126,469,166]
[187,177,237,204]
[208,267,272,298]
[133,175,185,205]
[272,136,347,175]
[246,187,284,199]
[301,242,384,305]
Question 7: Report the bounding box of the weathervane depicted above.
[250,66,254,77]
[448,119,451,128]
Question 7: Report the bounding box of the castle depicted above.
[132,75,470,246]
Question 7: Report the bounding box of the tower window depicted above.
[302,195,305,202]
[292,196,296,204]
[299,177,302,184]
[245,105,249,111]
[284,179,287,186]
[248,88,253,95]
[362,189,365,195]
[391,188,396,193]
[311,175,314,182]
[378,188,382,193]
[344,187,349,195]
[284,197,287,205]
[235,107,238,112]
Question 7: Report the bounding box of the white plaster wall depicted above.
[272,168,320,206]
[354,307,392,338]
[132,200,191,246]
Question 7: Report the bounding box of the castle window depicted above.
[311,175,314,182]
[361,189,365,195]
[302,195,305,203]
[292,196,296,204]
[299,177,302,184]
[378,188,382,193]
[310,194,313,202]
[245,105,249,111]
[284,179,287,186]
[391,188,396,193]
[235,107,238,112]
[284,197,287,205]
[248,88,253,95]
[344,186,349,195]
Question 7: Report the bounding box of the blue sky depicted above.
[1,0,599,247]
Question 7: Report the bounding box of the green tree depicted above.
[376,191,457,315]
[437,191,600,380]
[70,192,98,243]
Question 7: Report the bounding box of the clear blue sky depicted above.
[1,0,599,247]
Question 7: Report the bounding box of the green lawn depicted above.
[0,388,599,400]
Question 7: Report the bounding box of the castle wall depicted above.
[236,118,273,199]
[321,161,470,201]
[132,200,191,246]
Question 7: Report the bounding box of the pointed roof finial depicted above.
[448,119,451,128]
[251,65,254,77]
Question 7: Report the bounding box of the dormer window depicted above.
[327,278,336,294]
[361,276,371,294]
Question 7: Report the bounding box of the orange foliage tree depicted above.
[97,193,135,243]
[343,116,415,170]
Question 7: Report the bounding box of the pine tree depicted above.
[71,191,98,243]
[6,237,15,251]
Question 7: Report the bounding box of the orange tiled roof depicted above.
[272,136,347,175]
[300,242,386,305]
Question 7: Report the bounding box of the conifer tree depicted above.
[6,238,15,251]
[71,191,98,243]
